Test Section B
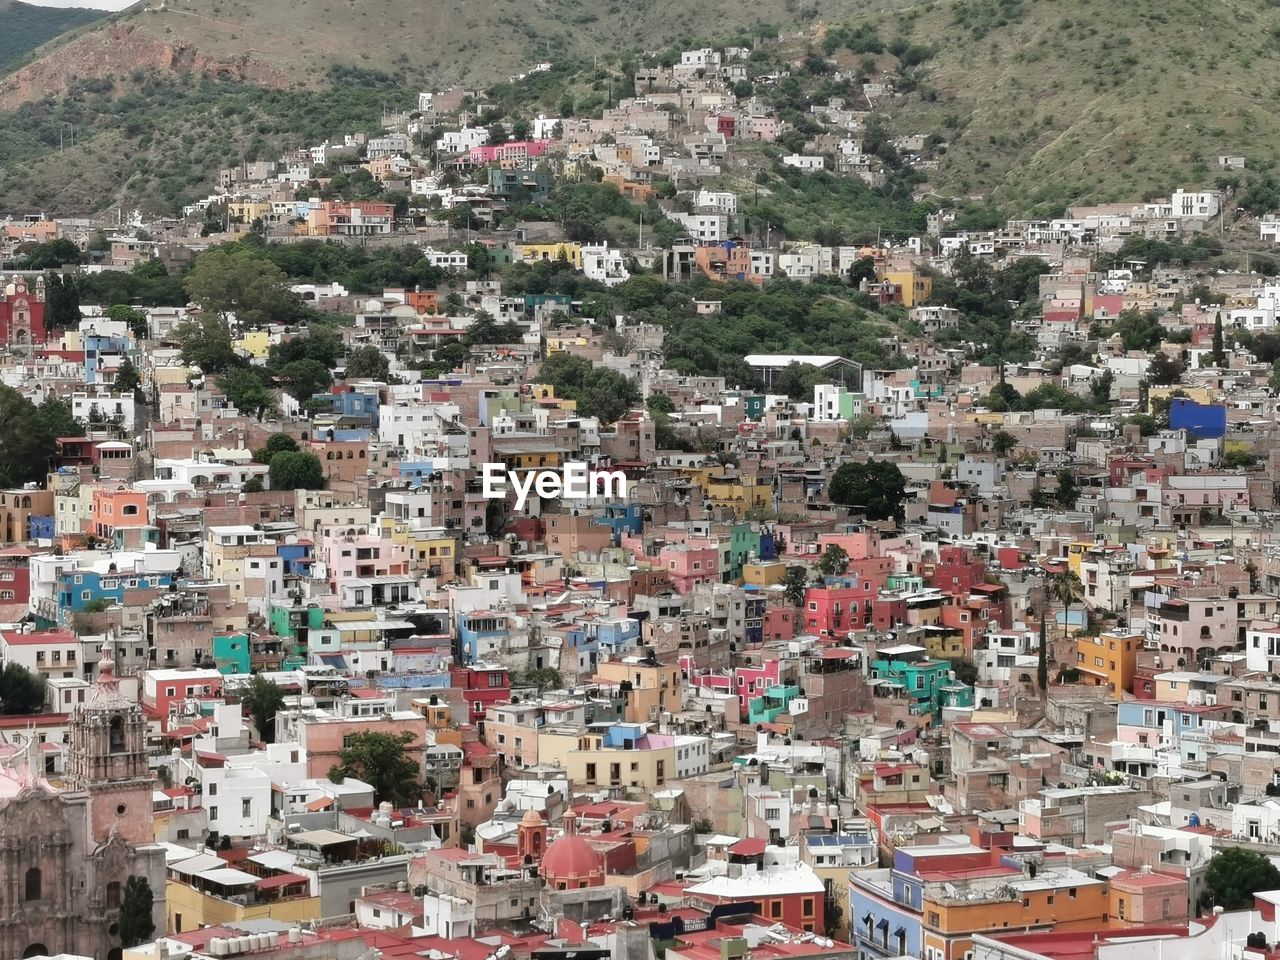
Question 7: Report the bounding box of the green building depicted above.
[212,633,251,675]
[747,684,802,724]
[869,645,973,719]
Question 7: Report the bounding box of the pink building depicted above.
[658,543,720,594]
[320,532,411,592]
[467,139,552,165]
[297,713,428,779]
[682,656,782,719]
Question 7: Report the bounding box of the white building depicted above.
[694,190,739,214]
[71,391,136,431]
[782,154,825,172]
[421,247,470,271]
[581,245,631,287]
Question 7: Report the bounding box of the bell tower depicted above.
[66,647,153,844]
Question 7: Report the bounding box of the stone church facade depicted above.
[0,649,165,959]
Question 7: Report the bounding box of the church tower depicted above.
[66,647,154,844]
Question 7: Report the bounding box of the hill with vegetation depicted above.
[5,0,1280,222]
[0,0,104,73]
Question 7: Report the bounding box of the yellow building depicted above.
[537,727,676,792]
[546,333,593,355]
[743,560,788,587]
[378,518,458,577]
[235,330,271,359]
[166,877,319,933]
[516,242,583,269]
[227,200,273,224]
[1147,384,1216,410]
[595,657,683,724]
[883,270,932,308]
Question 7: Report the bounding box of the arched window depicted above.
[24,867,40,901]
[106,880,121,908]
[109,716,125,753]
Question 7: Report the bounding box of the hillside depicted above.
[5,0,1280,219]
[0,0,896,107]
[867,0,1280,214]
[0,0,105,73]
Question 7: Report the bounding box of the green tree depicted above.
[1222,449,1259,469]
[185,245,304,328]
[269,451,324,490]
[43,273,81,330]
[242,477,264,493]
[1202,848,1280,911]
[119,875,156,948]
[172,313,240,373]
[0,386,56,487]
[112,358,141,397]
[21,239,82,269]
[0,662,45,714]
[344,345,391,381]
[1050,569,1084,638]
[536,352,640,424]
[240,674,286,744]
[992,430,1018,457]
[35,394,84,441]
[848,256,877,287]
[253,432,299,463]
[646,393,676,416]
[828,461,908,521]
[1055,468,1079,508]
[269,329,344,369]
[985,380,1022,412]
[106,304,149,340]
[1146,352,1184,386]
[816,544,849,578]
[783,566,809,607]
[218,368,275,421]
[278,358,333,402]
[331,730,421,805]
[1212,315,1226,367]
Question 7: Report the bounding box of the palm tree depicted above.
[1050,569,1084,638]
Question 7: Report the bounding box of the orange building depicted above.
[1075,629,1143,696]
[88,487,148,541]
[1109,869,1188,927]
[921,869,1110,960]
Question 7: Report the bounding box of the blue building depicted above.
[277,542,315,578]
[311,390,381,428]
[849,869,922,959]
[457,610,512,663]
[27,516,53,540]
[396,461,436,488]
[595,503,644,544]
[84,334,132,385]
[1169,397,1227,439]
[56,568,175,623]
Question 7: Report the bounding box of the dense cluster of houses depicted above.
[10,35,1280,960]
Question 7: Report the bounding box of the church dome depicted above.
[541,813,604,887]
[521,808,545,828]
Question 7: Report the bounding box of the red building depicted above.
[0,275,47,347]
[716,115,737,137]
[0,547,32,616]
[930,545,987,598]
[802,579,878,637]
[449,664,511,721]
[686,863,827,933]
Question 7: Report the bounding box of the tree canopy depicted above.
[828,461,908,521]
[1202,847,1280,911]
[269,451,324,490]
[0,662,46,714]
[240,675,286,744]
[185,244,308,328]
[536,352,640,424]
[330,730,421,806]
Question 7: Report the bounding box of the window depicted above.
[106,880,121,908]
[25,867,40,901]
[770,901,783,919]
[210,806,218,821]
[802,898,815,917]
[241,798,251,818]
[207,783,218,796]
[1118,898,1125,920]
